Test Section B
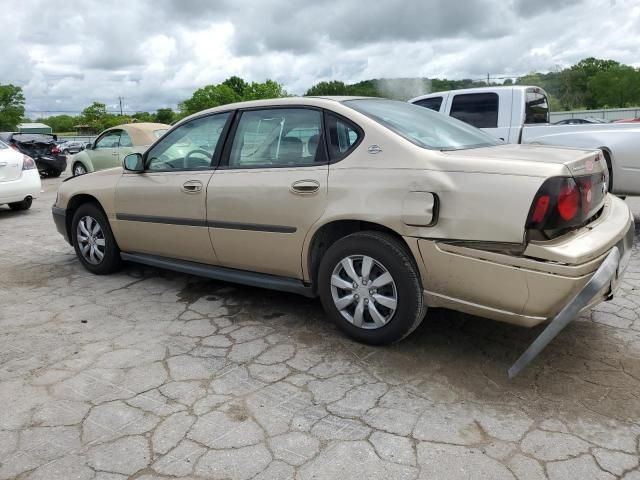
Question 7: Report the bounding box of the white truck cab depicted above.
[410,86,640,196]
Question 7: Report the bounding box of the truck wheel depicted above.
[8,197,32,211]
[73,163,87,176]
[71,203,122,275]
[318,231,426,345]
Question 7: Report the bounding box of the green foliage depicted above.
[155,108,175,124]
[34,114,76,133]
[0,84,26,131]
[179,77,288,116]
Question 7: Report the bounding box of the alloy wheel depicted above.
[74,164,87,176]
[330,255,397,329]
[76,215,106,265]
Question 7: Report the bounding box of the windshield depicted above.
[344,99,500,151]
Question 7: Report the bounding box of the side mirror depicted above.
[85,143,93,150]
[123,153,144,172]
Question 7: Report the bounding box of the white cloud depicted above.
[1,0,638,117]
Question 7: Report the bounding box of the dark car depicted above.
[554,117,608,125]
[0,132,67,177]
[58,140,86,154]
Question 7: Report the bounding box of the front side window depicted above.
[95,131,121,149]
[227,108,323,168]
[525,90,550,124]
[414,96,443,112]
[119,131,133,147]
[450,93,499,128]
[345,98,499,151]
[146,112,230,171]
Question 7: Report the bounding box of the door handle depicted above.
[290,179,320,195]
[181,180,203,193]
[111,152,119,156]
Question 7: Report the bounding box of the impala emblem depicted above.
[367,144,382,154]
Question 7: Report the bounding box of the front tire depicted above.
[318,231,426,345]
[8,197,32,211]
[71,203,122,274]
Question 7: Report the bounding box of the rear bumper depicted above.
[0,170,41,204]
[417,195,634,327]
[36,155,67,172]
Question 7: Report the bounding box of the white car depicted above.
[0,140,41,210]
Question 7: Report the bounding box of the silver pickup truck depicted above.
[410,86,640,196]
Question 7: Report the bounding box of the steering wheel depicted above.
[184,149,211,168]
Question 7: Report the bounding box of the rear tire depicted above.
[8,197,32,211]
[48,169,62,178]
[71,203,122,275]
[318,231,426,345]
[73,162,87,176]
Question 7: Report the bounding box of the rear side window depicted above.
[228,108,324,168]
[450,93,499,128]
[325,112,362,161]
[414,97,443,112]
[525,91,550,124]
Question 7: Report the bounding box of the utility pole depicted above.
[487,73,490,85]
[118,97,123,116]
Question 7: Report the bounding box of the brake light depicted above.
[531,195,550,223]
[557,181,579,221]
[22,155,36,170]
[51,146,61,154]
[526,173,606,233]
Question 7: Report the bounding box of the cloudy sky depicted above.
[2,0,639,117]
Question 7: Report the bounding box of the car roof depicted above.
[409,85,540,103]
[103,122,170,146]
[177,96,375,125]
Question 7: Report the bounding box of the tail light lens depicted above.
[526,173,606,232]
[22,155,36,170]
[51,146,61,154]
[557,180,580,221]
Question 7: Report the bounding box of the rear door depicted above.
[89,130,122,171]
[207,107,328,278]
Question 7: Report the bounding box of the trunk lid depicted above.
[0,148,23,183]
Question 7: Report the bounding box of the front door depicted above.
[90,130,122,171]
[114,112,232,264]
[207,107,328,279]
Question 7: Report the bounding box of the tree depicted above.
[305,81,349,96]
[35,114,77,133]
[0,84,26,131]
[81,102,108,130]
[179,77,288,116]
[155,108,175,124]
[588,65,640,108]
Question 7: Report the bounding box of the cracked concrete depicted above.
[1,175,639,480]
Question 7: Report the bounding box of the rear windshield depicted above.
[344,99,500,151]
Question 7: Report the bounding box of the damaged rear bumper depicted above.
[415,194,635,376]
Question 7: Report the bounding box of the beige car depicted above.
[52,97,634,375]
[70,123,169,176]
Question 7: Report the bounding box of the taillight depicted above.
[526,174,606,232]
[22,155,36,170]
[557,180,579,221]
[51,146,61,154]
[530,195,550,223]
